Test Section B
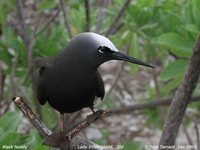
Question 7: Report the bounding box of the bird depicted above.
[35,32,153,132]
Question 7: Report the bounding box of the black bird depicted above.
[36,32,153,131]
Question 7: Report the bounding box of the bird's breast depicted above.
[41,62,97,113]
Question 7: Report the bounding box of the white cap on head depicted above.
[83,32,119,52]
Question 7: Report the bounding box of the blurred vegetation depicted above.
[0,0,200,149]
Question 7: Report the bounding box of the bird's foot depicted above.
[87,109,104,124]
[44,132,70,149]
[89,106,95,113]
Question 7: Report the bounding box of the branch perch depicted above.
[16,0,41,116]
[12,96,108,149]
[12,93,200,148]
[110,95,200,115]
[159,34,200,147]
[12,97,52,138]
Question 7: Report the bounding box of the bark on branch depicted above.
[12,93,200,149]
[110,96,200,115]
[159,34,200,148]
[16,0,41,116]
[12,96,109,150]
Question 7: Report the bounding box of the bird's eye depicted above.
[98,46,114,54]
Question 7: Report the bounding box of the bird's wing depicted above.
[35,57,49,105]
[36,80,47,105]
[95,71,105,100]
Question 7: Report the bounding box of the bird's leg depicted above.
[90,106,95,113]
[60,112,64,132]
[87,106,102,124]
[44,112,70,148]
[59,112,70,148]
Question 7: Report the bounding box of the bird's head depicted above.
[65,32,154,68]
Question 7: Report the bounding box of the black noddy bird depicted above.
[35,32,153,131]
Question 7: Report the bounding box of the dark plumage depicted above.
[36,32,153,114]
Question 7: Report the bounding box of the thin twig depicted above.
[104,61,126,101]
[151,60,165,124]
[159,34,200,147]
[35,8,61,37]
[194,121,200,149]
[65,111,82,130]
[12,97,52,137]
[182,123,193,145]
[13,96,108,149]
[2,101,12,116]
[16,0,41,116]
[84,0,90,32]
[44,110,109,148]
[110,95,200,115]
[10,53,18,98]
[0,62,5,105]
[67,110,108,140]
[107,22,124,35]
[95,0,110,33]
[104,47,129,100]
[59,0,73,39]
[105,0,132,36]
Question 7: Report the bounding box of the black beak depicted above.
[111,51,154,68]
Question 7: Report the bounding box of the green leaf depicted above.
[0,1,6,24]
[38,0,57,11]
[162,77,183,94]
[140,23,158,31]
[192,0,200,26]
[0,47,12,66]
[41,104,57,129]
[0,127,3,135]
[155,33,192,57]
[25,129,49,150]
[35,25,66,56]
[0,111,21,132]
[184,24,198,34]
[160,60,187,81]
[0,131,20,145]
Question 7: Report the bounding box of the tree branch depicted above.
[84,0,90,32]
[16,0,41,116]
[105,0,132,36]
[12,93,200,148]
[0,63,5,103]
[95,0,111,33]
[159,34,200,147]
[110,95,200,115]
[35,8,61,37]
[12,96,108,149]
[194,122,200,150]
[59,0,73,39]
[182,123,193,145]
[12,96,52,137]
[104,45,129,101]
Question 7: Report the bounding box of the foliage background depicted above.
[0,0,200,149]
